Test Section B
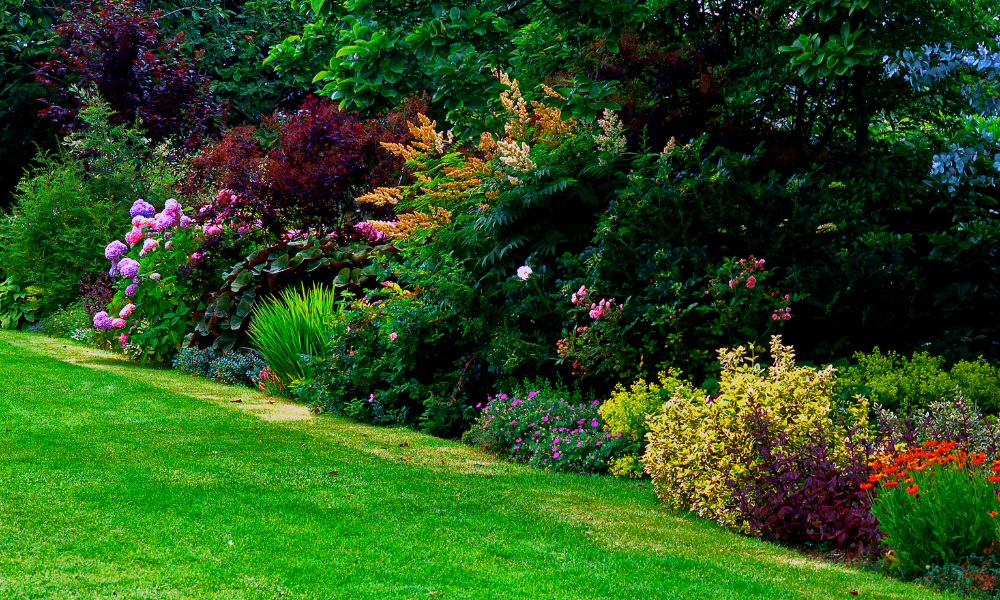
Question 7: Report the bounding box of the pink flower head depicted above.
[111,318,126,328]
[139,238,159,257]
[528,391,540,399]
[189,252,203,262]
[728,279,734,289]
[571,285,588,305]
[125,229,144,246]
[746,276,756,289]
[516,265,533,280]
[153,212,176,230]
[163,198,182,216]
[389,332,398,342]
[178,216,193,229]
[149,272,161,282]
[164,241,173,250]
[118,332,129,348]
[589,298,615,319]
[125,283,138,297]
[202,222,224,236]
[119,303,136,318]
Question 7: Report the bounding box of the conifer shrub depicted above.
[598,368,698,478]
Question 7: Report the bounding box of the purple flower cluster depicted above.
[118,258,140,279]
[130,199,155,218]
[469,388,632,474]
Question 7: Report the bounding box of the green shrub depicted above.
[642,336,869,529]
[598,368,698,478]
[172,346,216,378]
[249,283,339,387]
[836,348,1000,413]
[0,94,176,314]
[291,249,492,435]
[868,442,1000,575]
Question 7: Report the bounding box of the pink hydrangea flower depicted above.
[125,229,143,246]
[118,332,129,348]
[118,258,140,278]
[140,238,159,257]
[202,222,224,236]
[111,318,126,328]
[119,303,136,318]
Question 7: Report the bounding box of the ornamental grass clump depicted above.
[248,283,338,388]
[642,335,869,530]
[867,441,1000,575]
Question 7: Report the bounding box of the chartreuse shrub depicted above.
[867,441,1000,575]
[463,379,633,474]
[835,347,1000,413]
[598,368,698,478]
[248,283,339,388]
[642,336,869,530]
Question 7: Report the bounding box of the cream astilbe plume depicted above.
[495,70,530,140]
[593,110,626,165]
[498,139,536,186]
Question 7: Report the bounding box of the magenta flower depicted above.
[111,318,126,328]
[125,283,138,297]
[119,304,136,318]
[746,276,756,289]
[389,332,398,342]
[92,311,112,330]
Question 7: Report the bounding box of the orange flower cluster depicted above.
[861,440,990,497]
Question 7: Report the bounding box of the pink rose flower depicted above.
[746,276,756,289]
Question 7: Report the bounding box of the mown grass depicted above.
[0,331,956,600]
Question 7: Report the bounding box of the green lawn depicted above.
[0,331,956,600]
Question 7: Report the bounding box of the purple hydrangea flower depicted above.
[125,283,138,297]
[104,240,127,262]
[92,311,112,330]
[129,199,155,218]
[178,216,193,229]
[118,258,140,279]
[149,272,161,282]
[109,264,119,278]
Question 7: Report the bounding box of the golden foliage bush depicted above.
[641,336,868,529]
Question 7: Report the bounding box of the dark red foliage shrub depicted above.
[34,0,224,147]
[77,272,115,320]
[729,407,886,556]
[180,94,427,241]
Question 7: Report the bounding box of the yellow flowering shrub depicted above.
[641,336,868,529]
